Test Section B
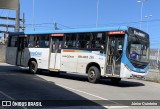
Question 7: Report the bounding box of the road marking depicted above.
[56,83,129,109]
[0,91,14,100]
[37,75,129,109]
[0,91,27,109]
[56,83,107,100]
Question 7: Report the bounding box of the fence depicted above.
[149,49,160,70]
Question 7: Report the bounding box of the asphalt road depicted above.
[0,63,160,109]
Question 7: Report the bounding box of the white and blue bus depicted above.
[6,26,150,83]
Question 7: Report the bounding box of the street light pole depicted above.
[32,0,35,31]
[96,0,99,27]
[144,15,152,33]
[137,0,147,30]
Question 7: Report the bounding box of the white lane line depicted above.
[56,83,108,100]
[56,83,129,109]
[37,75,129,109]
[0,91,27,109]
[0,91,14,100]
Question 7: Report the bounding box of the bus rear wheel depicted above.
[29,60,38,74]
[88,66,100,83]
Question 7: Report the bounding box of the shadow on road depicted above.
[0,65,106,109]
[37,71,145,88]
[0,64,145,88]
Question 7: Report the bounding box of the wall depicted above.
[0,44,6,63]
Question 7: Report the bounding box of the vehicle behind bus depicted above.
[6,26,150,83]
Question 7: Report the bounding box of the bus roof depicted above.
[10,26,129,35]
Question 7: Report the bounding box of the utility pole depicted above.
[54,22,58,30]
[96,0,99,27]
[15,1,20,32]
[22,13,25,32]
[157,49,160,69]
[32,0,35,31]
[6,17,9,33]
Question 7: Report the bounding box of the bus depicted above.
[6,26,150,83]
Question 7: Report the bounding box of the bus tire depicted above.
[110,78,121,84]
[88,66,100,83]
[29,60,38,74]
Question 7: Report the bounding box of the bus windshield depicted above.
[127,27,150,64]
[128,40,149,63]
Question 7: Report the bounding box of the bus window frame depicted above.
[62,32,107,53]
[28,34,50,48]
[8,35,19,47]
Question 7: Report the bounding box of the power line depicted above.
[20,18,160,31]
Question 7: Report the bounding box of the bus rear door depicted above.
[106,31,125,76]
[49,34,64,71]
[6,35,18,65]
[16,35,28,66]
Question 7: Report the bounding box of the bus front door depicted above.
[106,36,124,76]
[49,36,63,71]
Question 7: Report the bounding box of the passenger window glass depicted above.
[78,33,91,49]
[64,34,77,48]
[28,35,49,48]
[9,36,18,47]
[91,33,105,49]
[28,35,35,47]
[64,32,106,50]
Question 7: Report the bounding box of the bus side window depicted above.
[34,36,39,48]
[86,41,91,48]
[28,35,35,48]
[76,41,81,48]
[64,34,77,48]
[28,35,49,48]
[78,33,91,49]
[38,35,49,48]
[91,33,105,49]
[8,36,18,47]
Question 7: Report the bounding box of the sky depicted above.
[0,0,160,48]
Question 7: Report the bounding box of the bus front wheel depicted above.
[29,61,38,74]
[88,66,100,83]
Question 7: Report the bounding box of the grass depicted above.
[145,76,160,83]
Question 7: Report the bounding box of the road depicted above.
[0,63,160,109]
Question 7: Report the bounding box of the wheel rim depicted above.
[89,70,96,80]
